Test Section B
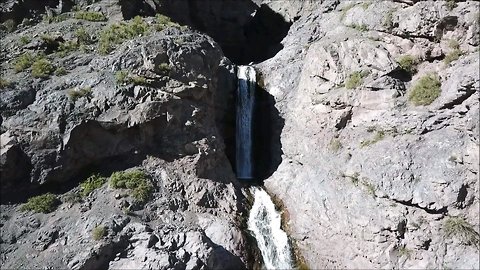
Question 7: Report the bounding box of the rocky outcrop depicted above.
[257,0,479,269]
[0,1,250,268]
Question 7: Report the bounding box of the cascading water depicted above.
[248,187,294,269]
[236,65,256,179]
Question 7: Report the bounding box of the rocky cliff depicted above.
[1,0,479,269]
[257,0,479,269]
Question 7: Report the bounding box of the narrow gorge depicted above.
[1,0,479,269]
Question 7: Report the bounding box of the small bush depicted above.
[361,130,385,147]
[31,58,55,78]
[75,27,94,45]
[155,63,171,75]
[130,75,148,85]
[54,66,67,76]
[345,70,368,89]
[0,78,12,89]
[154,14,178,30]
[19,36,31,45]
[329,138,342,152]
[58,40,79,57]
[397,246,412,258]
[115,70,129,84]
[98,16,148,54]
[75,11,107,22]
[21,193,59,213]
[92,225,106,240]
[444,217,480,249]
[349,23,368,32]
[80,174,106,196]
[64,192,82,204]
[444,49,462,65]
[446,0,457,11]
[383,10,394,30]
[68,87,92,101]
[13,52,35,72]
[409,74,441,106]
[110,170,153,203]
[397,55,418,74]
[43,13,70,23]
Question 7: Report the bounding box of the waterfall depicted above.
[248,187,294,269]
[236,65,256,179]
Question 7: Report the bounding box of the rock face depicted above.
[257,0,480,269]
[0,1,251,269]
[1,0,479,269]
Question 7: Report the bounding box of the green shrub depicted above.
[19,36,31,45]
[154,14,178,30]
[98,16,148,54]
[80,174,106,196]
[92,225,106,240]
[444,217,480,249]
[13,52,35,72]
[54,66,67,76]
[329,138,342,152]
[446,0,457,11]
[31,58,55,78]
[75,11,107,22]
[345,70,368,89]
[21,193,59,213]
[43,13,70,23]
[110,170,153,203]
[68,87,92,101]
[444,49,462,65]
[361,130,385,147]
[397,54,418,74]
[383,10,394,30]
[397,246,412,258]
[115,70,129,84]
[349,23,368,32]
[0,78,12,89]
[75,27,94,44]
[155,63,171,75]
[64,192,82,204]
[409,74,441,106]
[130,75,148,85]
[58,40,79,57]
[448,39,460,50]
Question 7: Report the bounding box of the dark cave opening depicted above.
[155,1,292,65]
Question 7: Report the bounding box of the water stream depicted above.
[248,187,294,269]
[236,65,256,179]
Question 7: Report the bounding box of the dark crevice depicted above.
[156,1,292,64]
[392,198,448,215]
[439,88,476,110]
[253,78,284,182]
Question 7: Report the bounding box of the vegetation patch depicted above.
[397,54,418,75]
[58,40,79,57]
[21,193,59,213]
[348,23,369,32]
[361,130,385,147]
[31,58,55,78]
[75,11,107,22]
[43,13,70,23]
[408,74,441,106]
[383,10,394,30]
[397,246,412,258]
[446,0,457,11]
[54,67,67,76]
[75,27,95,45]
[98,16,149,54]
[92,225,106,240]
[115,70,149,85]
[19,36,31,45]
[68,87,92,101]
[345,70,369,89]
[110,170,154,203]
[13,52,36,72]
[0,78,13,89]
[1,19,16,33]
[80,174,106,196]
[155,14,179,31]
[329,138,343,152]
[444,217,480,249]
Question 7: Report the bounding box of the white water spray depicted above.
[248,187,294,269]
